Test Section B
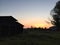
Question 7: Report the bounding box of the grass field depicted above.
[0,30,60,45]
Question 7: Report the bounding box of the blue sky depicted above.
[0,0,58,28]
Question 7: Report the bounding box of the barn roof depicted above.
[0,16,17,21]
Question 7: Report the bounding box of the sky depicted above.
[0,0,58,28]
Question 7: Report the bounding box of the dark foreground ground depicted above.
[0,30,60,45]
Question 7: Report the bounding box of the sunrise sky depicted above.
[0,0,58,28]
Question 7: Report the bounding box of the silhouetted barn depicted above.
[0,16,24,36]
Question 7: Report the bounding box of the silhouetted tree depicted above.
[51,1,60,30]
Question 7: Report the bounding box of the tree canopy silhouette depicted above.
[51,1,60,30]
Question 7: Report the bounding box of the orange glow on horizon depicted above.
[23,23,53,28]
[18,18,53,29]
